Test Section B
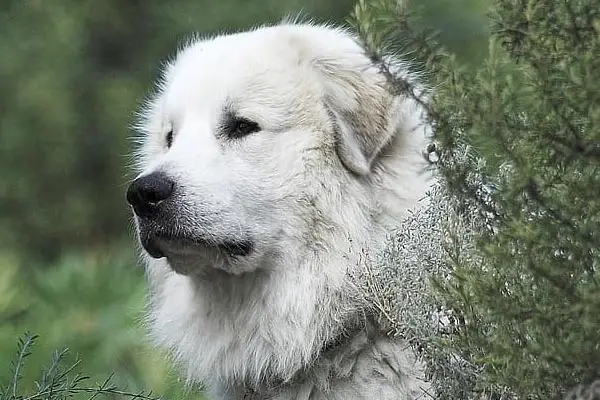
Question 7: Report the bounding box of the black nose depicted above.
[126,172,174,218]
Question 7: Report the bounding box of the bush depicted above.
[351,0,600,398]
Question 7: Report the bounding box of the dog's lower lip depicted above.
[141,232,254,258]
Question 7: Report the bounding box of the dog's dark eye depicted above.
[165,129,173,148]
[227,117,261,139]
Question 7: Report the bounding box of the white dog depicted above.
[127,21,432,399]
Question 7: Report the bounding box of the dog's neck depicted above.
[231,313,400,399]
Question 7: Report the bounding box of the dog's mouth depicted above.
[139,227,254,259]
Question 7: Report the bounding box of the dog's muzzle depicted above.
[126,173,254,260]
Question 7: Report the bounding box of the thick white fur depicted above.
[132,21,432,399]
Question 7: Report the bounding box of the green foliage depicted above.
[431,1,600,397]
[1,333,162,400]
[352,0,600,398]
[0,252,201,400]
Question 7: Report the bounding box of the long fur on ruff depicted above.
[131,21,432,400]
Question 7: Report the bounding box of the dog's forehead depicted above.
[162,25,364,104]
[166,29,314,102]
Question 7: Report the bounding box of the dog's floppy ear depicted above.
[317,58,399,176]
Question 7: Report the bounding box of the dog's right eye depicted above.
[222,116,261,139]
[165,129,174,148]
[233,118,260,137]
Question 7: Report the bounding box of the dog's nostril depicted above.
[126,172,174,217]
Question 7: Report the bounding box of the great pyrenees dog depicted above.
[127,21,432,400]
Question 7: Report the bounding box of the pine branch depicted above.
[11,332,38,399]
[2,333,165,400]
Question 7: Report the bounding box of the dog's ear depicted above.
[317,58,399,176]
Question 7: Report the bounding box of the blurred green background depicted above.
[0,1,490,398]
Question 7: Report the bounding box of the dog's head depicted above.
[128,23,419,275]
